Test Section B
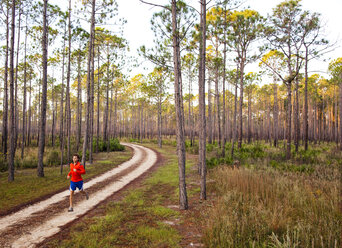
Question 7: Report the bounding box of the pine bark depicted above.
[59,24,66,174]
[82,0,95,166]
[2,5,9,159]
[221,8,227,156]
[66,0,72,163]
[21,20,28,158]
[339,78,342,149]
[207,78,212,144]
[199,0,207,200]
[238,59,244,149]
[14,1,22,153]
[172,0,188,209]
[247,91,251,143]
[96,46,100,153]
[304,46,309,150]
[8,0,16,182]
[231,68,239,157]
[76,51,82,151]
[37,0,48,177]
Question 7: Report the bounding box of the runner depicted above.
[67,154,89,212]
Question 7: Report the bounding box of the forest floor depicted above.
[0,143,208,248]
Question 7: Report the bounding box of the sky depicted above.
[116,0,342,78]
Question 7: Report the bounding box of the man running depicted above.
[67,154,89,212]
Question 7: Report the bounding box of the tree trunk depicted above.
[207,78,212,144]
[2,5,9,159]
[158,84,162,148]
[215,54,221,148]
[294,76,299,152]
[238,60,244,149]
[37,0,48,177]
[104,48,110,147]
[335,86,338,145]
[21,16,28,158]
[304,46,309,150]
[66,0,72,163]
[172,0,188,209]
[114,88,118,138]
[82,0,95,167]
[221,10,227,156]
[198,0,207,200]
[60,24,66,174]
[76,51,82,151]
[286,82,292,159]
[96,46,100,153]
[231,68,239,158]
[14,1,22,153]
[247,91,251,143]
[28,77,32,146]
[8,0,16,182]
[339,77,342,149]
[89,33,95,163]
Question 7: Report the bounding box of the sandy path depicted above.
[0,143,157,248]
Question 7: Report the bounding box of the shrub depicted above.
[45,150,60,166]
[0,153,7,172]
[16,156,37,169]
[93,138,125,152]
[109,138,125,151]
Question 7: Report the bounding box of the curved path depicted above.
[0,143,157,248]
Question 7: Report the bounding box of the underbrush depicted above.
[0,138,125,172]
[93,138,125,152]
[203,167,341,247]
[205,142,341,177]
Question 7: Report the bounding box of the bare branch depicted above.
[139,0,171,11]
[259,58,285,82]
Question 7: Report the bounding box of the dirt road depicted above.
[0,143,157,248]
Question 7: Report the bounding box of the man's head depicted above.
[73,154,80,164]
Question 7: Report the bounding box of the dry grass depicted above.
[203,166,341,247]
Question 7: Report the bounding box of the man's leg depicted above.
[80,189,89,200]
[69,191,74,210]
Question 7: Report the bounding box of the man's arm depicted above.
[76,165,86,175]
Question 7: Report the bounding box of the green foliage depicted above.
[185,140,199,154]
[93,138,125,152]
[0,154,7,172]
[44,150,60,166]
[269,160,314,174]
[206,157,233,169]
[16,155,37,169]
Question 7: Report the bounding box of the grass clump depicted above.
[130,224,181,248]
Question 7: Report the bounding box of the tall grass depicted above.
[203,167,341,247]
